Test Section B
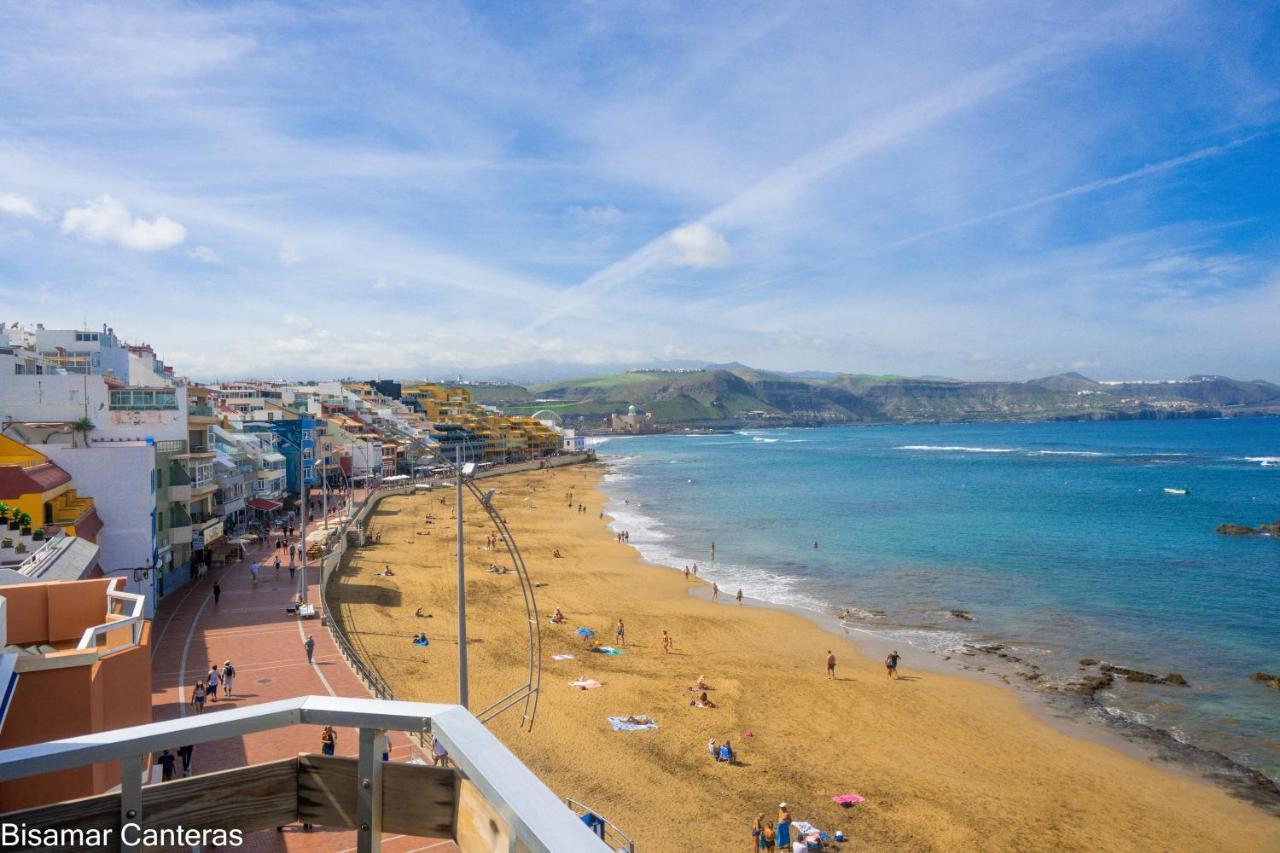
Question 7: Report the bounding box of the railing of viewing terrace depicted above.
[565,798,636,853]
[0,695,611,853]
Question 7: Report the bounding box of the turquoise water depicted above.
[595,419,1280,779]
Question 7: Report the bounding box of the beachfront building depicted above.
[0,436,103,583]
[0,577,150,811]
[611,404,655,434]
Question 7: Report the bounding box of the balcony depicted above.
[0,696,609,852]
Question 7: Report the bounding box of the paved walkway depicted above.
[150,501,458,853]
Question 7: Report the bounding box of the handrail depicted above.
[76,587,146,650]
[566,797,637,852]
[0,695,611,852]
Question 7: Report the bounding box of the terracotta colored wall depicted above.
[0,664,98,811]
[46,578,111,643]
[0,584,50,646]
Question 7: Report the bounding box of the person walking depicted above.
[274,555,281,577]
[191,681,206,715]
[712,581,719,602]
[827,650,837,680]
[157,749,176,782]
[177,744,194,777]
[320,725,336,756]
[736,588,744,605]
[206,664,220,701]
[304,634,316,664]
[212,582,221,606]
[250,562,259,585]
[222,660,235,697]
[886,649,901,679]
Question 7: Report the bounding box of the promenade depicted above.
[149,497,457,853]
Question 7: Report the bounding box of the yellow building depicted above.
[0,435,103,541]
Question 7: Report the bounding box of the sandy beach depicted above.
[328,463,1280,851]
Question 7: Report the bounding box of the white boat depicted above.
[1163,487,1190,496]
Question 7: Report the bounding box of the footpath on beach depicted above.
[148,494,456,853]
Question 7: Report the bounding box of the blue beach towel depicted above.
[607,715,657,732]
[594,646,624,655]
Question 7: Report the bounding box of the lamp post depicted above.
[456,445,469,709]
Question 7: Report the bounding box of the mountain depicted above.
[495,368,1280,427]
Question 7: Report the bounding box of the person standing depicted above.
[776,804,792,850]
[762,821,776,852]
[712,581,719,602]
[274,555,281,577]
[615,618,625,646]
[827,650,837,680]
[736,588,744,605]
[662,630,672,653]
[222,660,236,697]
[212,582,221,606]
[305,634,316,664]
[752,814,764,851]
[177,744,194,777]
[250,562,259,585]
[206,664,220,701]
[320,725,336,756]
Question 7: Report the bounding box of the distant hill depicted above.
[494,368,1280,427]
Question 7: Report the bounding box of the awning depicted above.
[247,498,282,512]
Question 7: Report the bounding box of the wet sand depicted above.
[329,464,1280,851]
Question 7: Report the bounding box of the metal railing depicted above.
[0,695,611,853]
[566,798,637,852]
[77,585,146,649]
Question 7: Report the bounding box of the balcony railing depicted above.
[0,696,609,853]
[188,404,215,417]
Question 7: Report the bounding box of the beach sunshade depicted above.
[575,627,595,637]
[832,793,865,806]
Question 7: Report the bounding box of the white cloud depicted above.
[669,222,730,268]
[188,245,220,263]
[372,278,389,291]
[61,195,186,251]
[278,243,303,265]
[0,192,45,220]
[569,204,623,224]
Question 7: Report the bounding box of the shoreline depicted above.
[330,462,1280,850]
[595,446,1280,811]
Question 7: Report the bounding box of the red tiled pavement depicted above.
[150,497,458,853]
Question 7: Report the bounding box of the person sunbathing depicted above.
[621,715,650,725]
[411,633,429,646]
[551,608,566,624]
[690,691,717,708]
[688,676,710,692]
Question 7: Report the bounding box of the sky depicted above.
[0,0,1278,382]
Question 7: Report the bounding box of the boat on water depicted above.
[1163,487,1190,496]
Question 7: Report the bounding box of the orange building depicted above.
[0,576,151,811]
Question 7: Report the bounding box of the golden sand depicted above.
[329,464,1279,851]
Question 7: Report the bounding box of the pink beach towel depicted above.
[832,793,865,806]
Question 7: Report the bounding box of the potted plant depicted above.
[18,512,32,537]
[32,529,45,542]
[1,538,12,549]
[0,502,10,524]
[14,542,27,554]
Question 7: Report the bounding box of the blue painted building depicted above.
[248,417,317,494]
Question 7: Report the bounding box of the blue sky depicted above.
[0,0,1277,381]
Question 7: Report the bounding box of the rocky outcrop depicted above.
[1251,672,1280,692]
[1081,662,1191,687]
[949,609,976,621]
[1079,658,1098,666]
[1216,520,1280,537]
[1164,672,1189,687]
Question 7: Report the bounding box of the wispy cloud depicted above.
[0,192,46,220]
[60,195,187,252]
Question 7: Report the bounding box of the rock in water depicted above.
[1216,523,1257,536]
[1250,672,1280,691]
[949,609,976,621]
[1164,673,1189,687]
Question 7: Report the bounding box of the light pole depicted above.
[456,444,469,709]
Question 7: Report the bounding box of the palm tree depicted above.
[72,416,95,448]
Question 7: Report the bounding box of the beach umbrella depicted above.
[575,627,595,637]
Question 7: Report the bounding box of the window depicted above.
[74,332,100,342]
[109,389,178,410]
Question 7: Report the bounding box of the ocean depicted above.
[594,418,1280,782]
